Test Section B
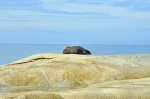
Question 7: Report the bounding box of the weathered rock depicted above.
[0,53,150,98]
[63,46,91,55]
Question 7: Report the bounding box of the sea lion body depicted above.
[63,46,91,55]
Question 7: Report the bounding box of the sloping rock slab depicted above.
[0,77,150,99]
[0,53,150,98]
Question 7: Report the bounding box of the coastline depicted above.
[1,44,150,66]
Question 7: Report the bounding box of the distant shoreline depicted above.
[0,44,150,65]
[1,53,150,66]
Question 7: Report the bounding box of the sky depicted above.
[0,0,150,45]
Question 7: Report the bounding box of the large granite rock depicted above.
[63,46,91,55]
[0,53,150,98]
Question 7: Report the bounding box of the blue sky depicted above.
[0,0,150,44]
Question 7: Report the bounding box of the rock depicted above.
[63,46,91,55]
[0,53,150,98]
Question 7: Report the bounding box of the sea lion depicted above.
[63,46,91,55]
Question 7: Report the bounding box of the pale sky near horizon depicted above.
[0,0,150,45]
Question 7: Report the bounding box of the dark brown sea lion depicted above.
[63,46,91,55]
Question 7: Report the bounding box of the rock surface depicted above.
[63,46,91,55]
[0,53,150,99]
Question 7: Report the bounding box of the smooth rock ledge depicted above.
[0,53,150,99]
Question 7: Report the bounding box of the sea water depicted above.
[0,44,150,65]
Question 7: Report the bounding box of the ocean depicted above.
[0,44,150,65]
